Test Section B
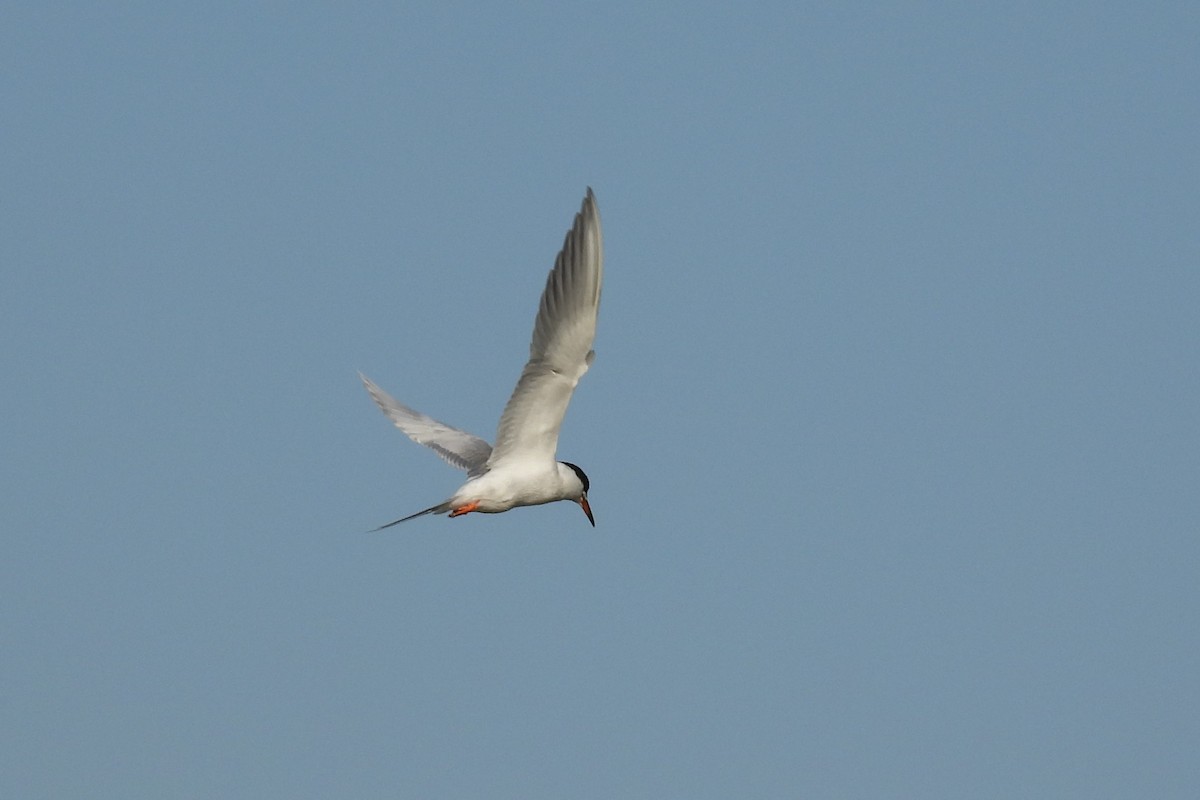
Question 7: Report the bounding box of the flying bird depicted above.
[361,188,603,529]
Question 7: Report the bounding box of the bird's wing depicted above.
[487,188,603,468]
[360,372,493,476]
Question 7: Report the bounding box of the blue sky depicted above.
[3,2,1198,797]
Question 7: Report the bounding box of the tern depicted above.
[361,188,603,529]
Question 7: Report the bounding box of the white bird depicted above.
[361,188,603,529]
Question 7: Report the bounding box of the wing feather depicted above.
[360,372,493,476]
[488,188,603,467]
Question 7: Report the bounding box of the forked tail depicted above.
[370,501,452,531]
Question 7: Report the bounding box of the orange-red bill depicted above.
[579,496,595,527]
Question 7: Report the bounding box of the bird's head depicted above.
[560,461,594,527]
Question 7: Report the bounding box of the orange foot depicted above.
[449,501,480,518]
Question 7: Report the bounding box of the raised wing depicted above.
[360,372,493,476]
[487,188,603,468]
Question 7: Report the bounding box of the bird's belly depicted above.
[453,471,560,512]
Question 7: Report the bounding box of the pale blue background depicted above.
[3,2,1198,797]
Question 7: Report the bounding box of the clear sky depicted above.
[3,2,1198,797]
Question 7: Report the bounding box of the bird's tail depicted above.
[369,501,452,532]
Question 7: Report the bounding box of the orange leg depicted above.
[449,501,480,518]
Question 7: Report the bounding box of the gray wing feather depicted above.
[488,188,603,467]
[360,372,493,476]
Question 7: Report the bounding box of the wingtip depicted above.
[580,188,601,234]
[359,371,383,401]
